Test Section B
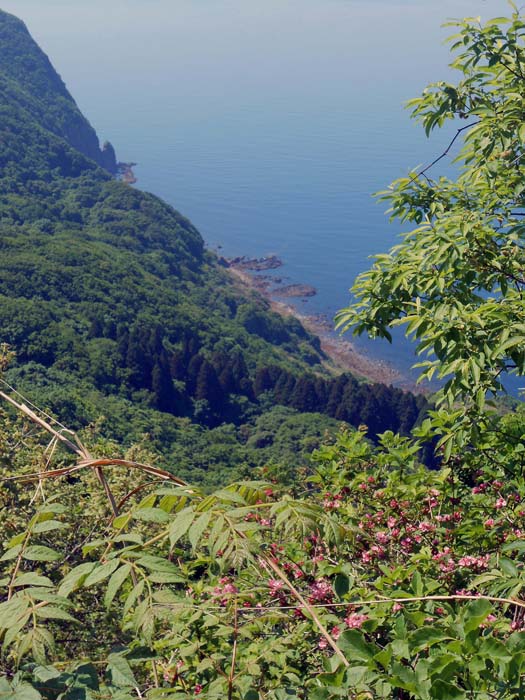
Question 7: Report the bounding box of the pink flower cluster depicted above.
[457,554,490,571]
[211,576,238,605]
[344,612,369,629]
[308,578,333,604]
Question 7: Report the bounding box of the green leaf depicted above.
[107,653,137,687]
[133,507,170,523]
[22,546,62,562]
[463,598,492,633]
[136,555,182,575]
[431,680,466,699]
[32,520,68,534]
[104,564,132,608]
[123,580,145,615]
[8,682,41,700]
[334,573,351,599]
[0,544,22,561]
[0,597,30,629]
[169,507,195,547]
[338,629,377,661]
[35,605,77,622]
[11,573,54,588]
[147,572,186,584]
[57,563,97,598]
[83,559,121,588]
[409,627,452,653]
[188,511,212,550]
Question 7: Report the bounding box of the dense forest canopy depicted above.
[6,5,525,700]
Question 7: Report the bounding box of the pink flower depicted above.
[375,531,389,545]
[268,579,284,594]
[457,554,490,571]
[495,498,507,510]
[361,550,373,564]
[484,518,495,528]
[345,612,368,629]
[331,625,341,640]
[392,602,403,612]
[309,579,333,603]
[194,685,203,696]
[318,638,328,649]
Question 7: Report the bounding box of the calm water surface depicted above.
[3,0,516,387]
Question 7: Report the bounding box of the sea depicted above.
[3,0,518,390]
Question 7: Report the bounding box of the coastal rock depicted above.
[226,255,283,271]
[274,283,317,298]
[101,141,118,174]
[117,161,138,184]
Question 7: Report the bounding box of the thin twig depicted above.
[228,598,239,700]
[408,121,481,185]
[259,556,350,667]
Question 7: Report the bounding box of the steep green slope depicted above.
[0,9,428,483]
[0,9,117,172]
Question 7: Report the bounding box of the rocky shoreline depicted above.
[117,161,137,184]
[225,259,421,391]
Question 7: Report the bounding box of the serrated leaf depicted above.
[22,546,61,562]
[338,629,376,661]
[189,511,212,550]
[169,507,195,547]
[104,564,132,608]
[133,507,170,524]
[0,597,30,629]
[107,653,137,687]
[32,520,69,534]
[123,580,145,615]
[83,559,120,588]
[35,605,77,623]
[57,563,96,598]
[11,573,54,588]
[136,555,181,575]
[409,627,452,653]
[0,544,22,561]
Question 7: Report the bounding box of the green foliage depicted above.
[3,422,525,698]
[336,6,525,418]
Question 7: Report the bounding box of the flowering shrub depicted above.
[2,419,525,699]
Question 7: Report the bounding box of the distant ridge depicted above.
[0,8,117,173]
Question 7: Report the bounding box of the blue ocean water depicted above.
[3,0,517,388]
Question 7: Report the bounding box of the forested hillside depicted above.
[0,8,426,484]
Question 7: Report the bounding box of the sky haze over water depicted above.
[1,0,513,383]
